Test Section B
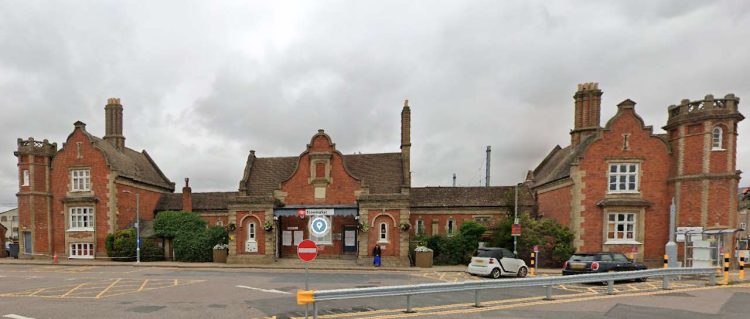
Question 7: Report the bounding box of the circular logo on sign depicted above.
[310,216,330,237]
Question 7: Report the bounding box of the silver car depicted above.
[466,247,528,279]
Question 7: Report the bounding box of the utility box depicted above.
[414,246,433,268]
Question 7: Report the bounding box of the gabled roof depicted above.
[240,152,403,197]
[410,186,535,208]
[79,128,174,191]
[155,192,237,212]
[531,135,596,188]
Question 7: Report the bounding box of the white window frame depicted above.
[69,207,94,231]
[416,220,425,235]
[22,170,29,186]
[608,163,639,193]
[70,169,91,192]
[69,243,94,259]
[248,223,256,242]
[378,222,388,243]
[712,127,724,150]
[606,212,637,243]
[447,219,455,236]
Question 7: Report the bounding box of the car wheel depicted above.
[490,268,502,279]
[517,267,528,278]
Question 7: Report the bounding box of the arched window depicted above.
[378,222,388,243]
[712,127,723,150]
[248,223,256,241]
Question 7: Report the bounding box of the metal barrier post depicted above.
[474,290,481,307]
[607,280,615,295]
[405,295,414,313]
[662,275,670,290]
[740,252,745,281]
[545,285,553,300]
[723,253,730,284]
[313,302,318,319]
[709,271,716,286]
[530,252,536,276]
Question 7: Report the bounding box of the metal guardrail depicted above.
[301,267,717,318]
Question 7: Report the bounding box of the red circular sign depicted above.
[297,209,306,218]
[297,239,318,262]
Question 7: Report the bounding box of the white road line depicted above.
[235,285,291,295]
[4,314,36,319]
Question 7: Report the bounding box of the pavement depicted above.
[0,256,562,274]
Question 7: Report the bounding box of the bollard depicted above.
[607,280,615,295]
[530,252,536,276]
[663,254,668,269]
[405,295,414,313]
[474,290,481,308]
[662,275,671,290]
[723,253,730,284]
[544,285,553,300]
[740,252,745,281]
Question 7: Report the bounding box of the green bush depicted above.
[424,221,486,265]
[488,213,575,267]
[154,211,207,238]
[105,228,136,261]
[169,224,229,262]
[205,226,229,246]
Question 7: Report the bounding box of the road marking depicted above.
[236,285,291,295]
[60,283,87,298]
[138,279,149,292]
[4,314,35,319]
[96,278,122,299]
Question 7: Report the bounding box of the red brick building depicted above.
[530,83,743,263]
[156,101,535,265]
[15,98,174,259]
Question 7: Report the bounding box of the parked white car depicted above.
[466,247,528,279]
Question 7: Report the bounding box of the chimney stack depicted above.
[182,178,193,212]
[485,146,491,187]
[401,99,411,187]
[570,83,603,146]
[103,98,125,150]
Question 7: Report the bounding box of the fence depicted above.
[299,267,717,318]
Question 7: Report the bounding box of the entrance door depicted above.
[23,231,32,255]
[343,226,357,254]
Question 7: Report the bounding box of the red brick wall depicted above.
[201,215,229,227]
[576,107,672,260]
[536,185,572,227]
[278,215,358,257]
[235,211,265,255]
[281,135,361,205]
[368,210,400,257]
[682,124,704,175]
[708,180,732,226]
[678,181,703,226]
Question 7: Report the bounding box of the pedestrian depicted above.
[373,245,382,267]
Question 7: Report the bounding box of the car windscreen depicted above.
[475,250,499,258]
[569,254,596,261]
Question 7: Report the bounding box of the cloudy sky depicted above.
[1,1,749,210]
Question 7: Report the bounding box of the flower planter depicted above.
[213,249,228,263]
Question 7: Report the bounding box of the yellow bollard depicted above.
[723,253,730,284]
[530,252,536,276]
[740,251,745,281]
[663,254,668,269]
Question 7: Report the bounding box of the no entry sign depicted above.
[297,209,306,218]
[297,239,318,262]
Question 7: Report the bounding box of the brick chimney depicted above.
[103,98,125,150]
[182,178,192,212]
[401,99,411,188]
[570,83,603,146]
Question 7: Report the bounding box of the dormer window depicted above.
[712,127,724,150]
[71,169,91,192]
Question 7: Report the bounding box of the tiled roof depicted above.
[241,152,403,197]
[410,186,535,208]
[531,135,596,188]
[155,192,237,211]
[85,133,174,191]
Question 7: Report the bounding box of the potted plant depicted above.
[227,223,236,232]
[263,220,274,232]
[212,243,229,263]
[399,222,411,232]
[357,221,369,232]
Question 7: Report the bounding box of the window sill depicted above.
[69,255,94,260]
[377,240,389,244]
[711,148,726,152]
[604,240,641,245]
[67,228,94,232]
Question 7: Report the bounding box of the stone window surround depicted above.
[416,219,425,235]
[378,222,388,244]
[446,218,455,237]
[711,126,725,151]
[602,207,644,246]
[606,160,642,194]
[21,170,29,186]
[69,242,94,259]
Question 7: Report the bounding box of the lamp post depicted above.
[514,182,519,256]
[123,190,140,263]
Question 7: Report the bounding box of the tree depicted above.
[153,211,227,262]
[489,213,574,267]
[154,211,207,238]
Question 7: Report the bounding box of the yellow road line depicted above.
[60,283,88,298]
[28,288,47,296]
[96,278,122,299]
[138,279,149,292]
[360,282,750,319]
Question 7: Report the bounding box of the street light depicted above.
[514,182,518,256]
[122,190,140,263]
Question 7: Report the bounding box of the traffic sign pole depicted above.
[298,239,318,319]
[305,263,309,319]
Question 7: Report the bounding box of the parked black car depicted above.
[562,252,647,279]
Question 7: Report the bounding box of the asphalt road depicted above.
[0,264,746,318]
